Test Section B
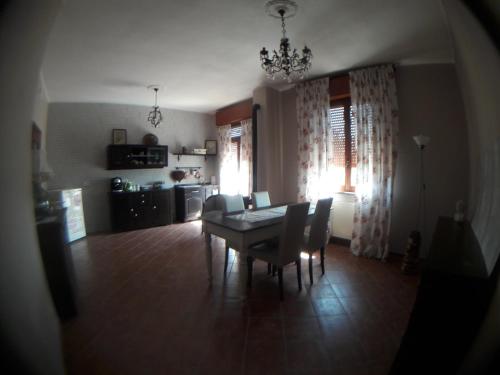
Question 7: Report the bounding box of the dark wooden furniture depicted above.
[390,217,498,374]
[36,212,77,320]
[107,144,168,170]
[109,189,174,231]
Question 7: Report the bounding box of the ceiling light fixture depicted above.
[147,85,163,128]
[260,0,312,82]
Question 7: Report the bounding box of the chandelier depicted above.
[147,85,163,128]
[260,0,312,82]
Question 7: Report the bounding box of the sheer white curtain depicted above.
[349,65,399,259]
[296,77,334,202]
[217,124,234,194]
[239,118,252,196]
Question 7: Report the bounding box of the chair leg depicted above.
[278,267,284,300]
[246,256,254,288]
[309,254,313,285]
[267,263,272,275]
[320,246,325,275]
[224,245,229,275]
[272,265,277,277]
[296,259,302,291]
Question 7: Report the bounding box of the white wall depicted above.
[33,74,50,150]
[47,102,217,233]
[0,1,65,374]
[391,64,469,256]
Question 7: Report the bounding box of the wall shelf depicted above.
[173,153,216,161]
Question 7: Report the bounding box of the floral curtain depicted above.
[296,77,333,202]
[239,118,253,196]
[349,65,399,260]
[217,124,233,194]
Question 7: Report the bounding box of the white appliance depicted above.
[48,188,86,243]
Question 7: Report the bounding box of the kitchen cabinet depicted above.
[110,189,173,231]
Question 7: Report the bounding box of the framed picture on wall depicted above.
[112,129,127,145]
[205,139,217,155]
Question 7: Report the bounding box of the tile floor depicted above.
[63,221,419,375]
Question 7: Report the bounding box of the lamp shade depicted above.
[413,135,430,148]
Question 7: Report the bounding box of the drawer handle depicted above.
[141,200,145,203]
[141,194,145,198]
[134,213,138,217]
[153,205,157,209]
[191,190,199,193]
[130,208,134,212]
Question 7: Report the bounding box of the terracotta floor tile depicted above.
[312,297,347,316]
[285,338,332,371]
[63,223,418,374]
[247,317,283,340]
[244,338,287,375]
[283,317,322,340]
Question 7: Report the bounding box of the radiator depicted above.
[330,193,356,240]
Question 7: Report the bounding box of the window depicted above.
[230,125,241,170]
[330,98,357,192]
[222,124,242,195]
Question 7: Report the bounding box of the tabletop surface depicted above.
[202,204,316,233]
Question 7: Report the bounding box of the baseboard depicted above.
[329,236,351,247]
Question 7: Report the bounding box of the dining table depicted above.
[201,204,317,281]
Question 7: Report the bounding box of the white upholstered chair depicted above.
[220,194,245,274]
[222,194,245,213]
[302,197,333,284]
[201,194,224,234]
[246,202,310,300]
[251,191,271,209]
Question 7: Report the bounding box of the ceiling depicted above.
[42,0,454,113]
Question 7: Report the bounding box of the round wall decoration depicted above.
[143,133,158,145]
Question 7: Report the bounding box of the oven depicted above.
[175,185,203,222]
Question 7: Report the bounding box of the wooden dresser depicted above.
[109,189,174,232]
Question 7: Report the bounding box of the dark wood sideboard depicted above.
[390,217,498,374]
[109,189,174,232]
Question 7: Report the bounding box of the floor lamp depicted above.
[402,134,430,274]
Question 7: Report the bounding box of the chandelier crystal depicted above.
[147,86,163,128]
[260,0,312,82]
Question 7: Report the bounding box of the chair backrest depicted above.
[308,198,333,249]
[278,202,310,265]
[251,191,271,209]
[202,194,224,214]
[221,194,245,213]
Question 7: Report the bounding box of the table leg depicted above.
[205,231,213,282]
